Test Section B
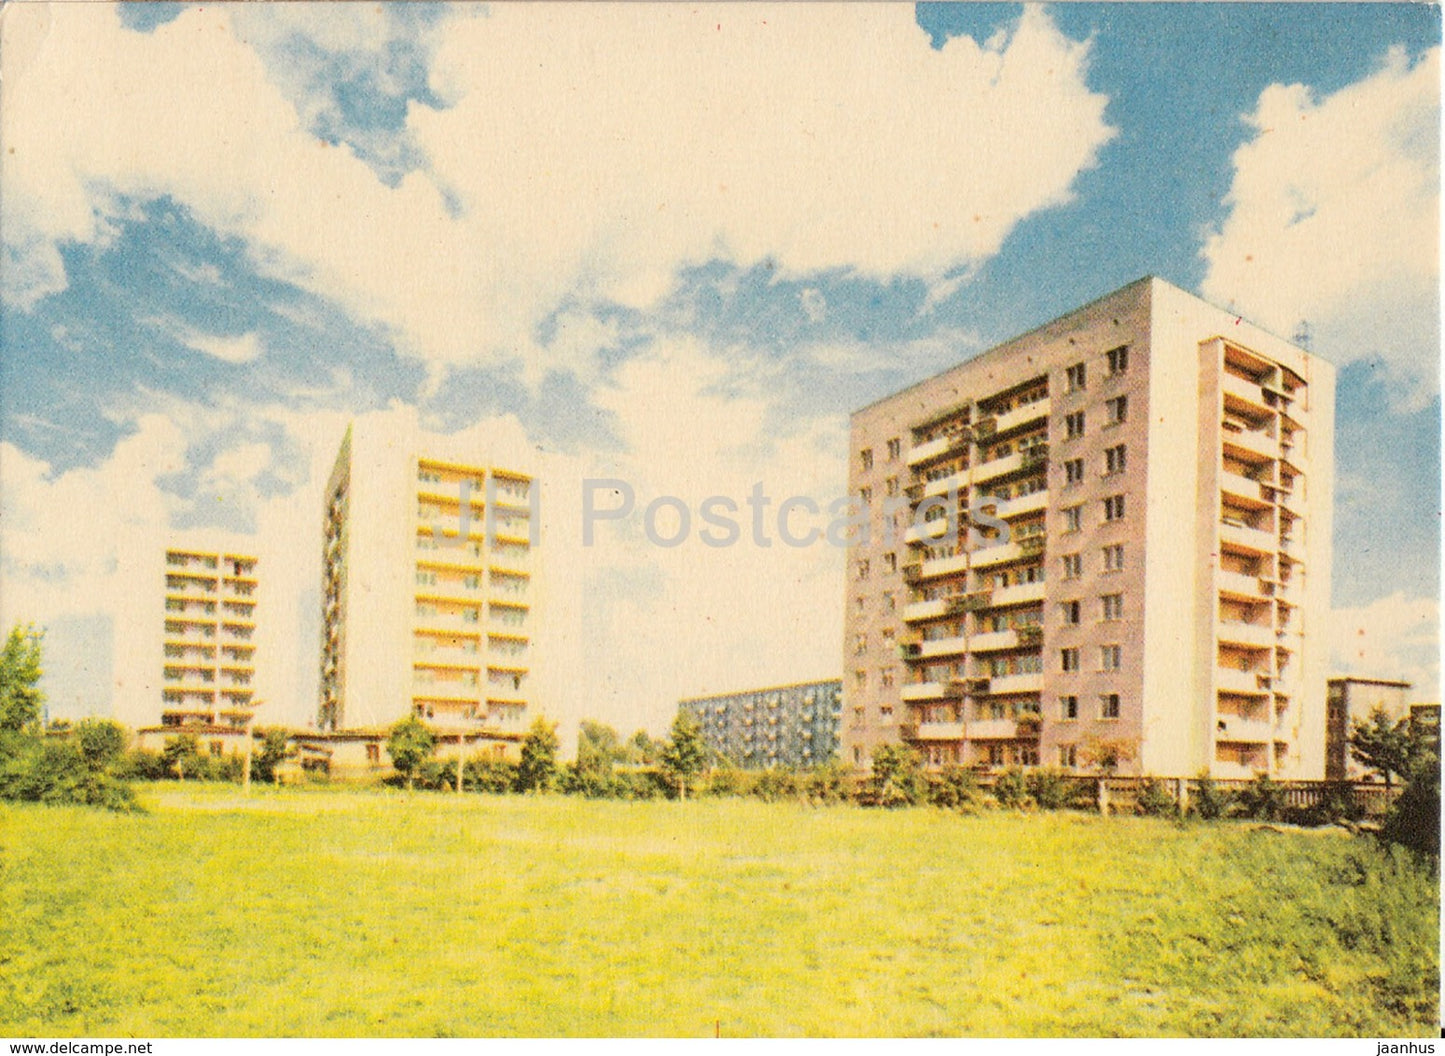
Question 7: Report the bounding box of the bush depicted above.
[701,767,752,798]
[1190,771,1235,820]
[0,733,138,811]
[1381,753,1440,859]
[802,763,854,805]
[1134,776,1178,817]
[992,768,1033,810]
[862,744,926,808]
[927,765,979,811]
[114,748,169,781]
[1287,781,1366,828]
[1237,773,1286,821]
[1028,767,1081,811]
[751,769,801,803]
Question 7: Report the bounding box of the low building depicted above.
[1325,677,1412,781]
[679,679,843,769]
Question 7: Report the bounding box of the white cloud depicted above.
[1331,593,1439,701]
[3,4,1113,375]
[1201,46,1440,407]
[187,330,264,364]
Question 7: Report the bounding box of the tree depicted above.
[660,713,707,800]
[1080,735,1138,775]
[163,733,202,781]
[0,625,45,733]
[1382,745,1440,858]
[868,743,926,807]
[1349,705,1413,788]
[387,716,435,790]
[625,729,661,766]
[252,728,290,784]
[577,720,622,776]
[517,718,560,792]
[75,718,127,771]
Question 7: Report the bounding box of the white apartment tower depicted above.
[843,278,1334,779]
[318,422,542,756]
[114,534,265,754]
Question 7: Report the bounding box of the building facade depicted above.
[844,277,1334,779]
[679,679,843,769]
[1324,677,1413,781]
[318,422,542,758]
[115,535,264,756]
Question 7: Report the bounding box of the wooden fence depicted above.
[969,773,1401,817]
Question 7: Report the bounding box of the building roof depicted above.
[1327,676,1414,689]
[680,677,842,705]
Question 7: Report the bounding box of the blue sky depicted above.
[1,3,1438,725]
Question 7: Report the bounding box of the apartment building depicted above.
[844,277,1334,779]
[317,422,542,760]
[1325,677,1412,781]
[679,679,843,769]
[115,535,265,756]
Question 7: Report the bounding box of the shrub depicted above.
[114,748,169,782]
[751,768,801,803]
[863,744,926,808]
[1134,776,1177,817]
[1237,773,1287,821]
[702,767,752,798]
[802,763,853,806]
[1028,767,1080,811]
[992,767,1032,810]
[0,733,137,811]
[927,765,979,811]
[1190,771,1234,820]
[1381,752,1440,859]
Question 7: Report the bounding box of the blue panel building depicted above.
[678,679,843,770]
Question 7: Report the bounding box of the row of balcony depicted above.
[900,715,1043,742]
[900,672,1043,701]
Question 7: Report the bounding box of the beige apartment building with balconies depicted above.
[115,535,265,756]
[843,277,1334,779]
[317,422,542,760]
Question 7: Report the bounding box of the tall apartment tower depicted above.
[114,534,264,754]
[318,422,541,756]
[843,277,1334,779]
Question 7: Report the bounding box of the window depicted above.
[1059,696,1079,721]
[854,633,868,656]
[880,668,895,688]
[856,595,867,613]
[1106,395,1128,425]
[1065,363,1087,393]
[1102,593,1123,621]
[1059,744,1078,768]
[883,592,896,612]
[883,552,897,574]
[857,559,871,580]
[366,743,381,764]
[860,449,874,471]
[859,486,873,505]
[1065,411,1085,440]
[1103,544,1124,572]
[887,438,901,461]
[1062,553,1082,580]
[853,670,868,689]
[1106,345,1129,376]
[1101,644,1122,671]
[1059,505,1081,533]
[885,476,899,496]
[1104,445,1127,476]
[1100,693,1121,720]
[987,744,1007,767]
[1064,458,1084,486]
[1061,647,1080,672]
[1104,495,1126,522]
[1061,600,1081,625]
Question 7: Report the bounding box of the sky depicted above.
[1,2,1439,735]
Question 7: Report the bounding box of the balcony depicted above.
[1219,520,1275,556]
[990,581,1046,607]
[967,718,1018,740]
[901,682,952,703]
[1221,425,1277,461]
[904,520,955,546]
[920,635,968,659]
[415,611,485,635]
[922,469,971,502]
[1215,715,1274,744]
[415,648,485,669]
[1220,470,1269,507]
[970,541,1024,569]
[986,672,1044,696]
[902,598,948,623]
[918,552,969,580]
[907,430,971,468]
[911,721,966,741]
[972,450,1024,485]
[1218,570,1268,601]
[1218,620,1276,649]
[1217,667,1272,696]
[968,629,1019,653]
[990,489,1048,520]
[1222,372,1273,413]
[994,398,1051,436]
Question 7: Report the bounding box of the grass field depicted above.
[1,784,1437,1037]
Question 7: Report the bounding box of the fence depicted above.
[969,773,1401,817]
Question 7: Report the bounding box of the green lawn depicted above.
[0,784,1437,1037]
